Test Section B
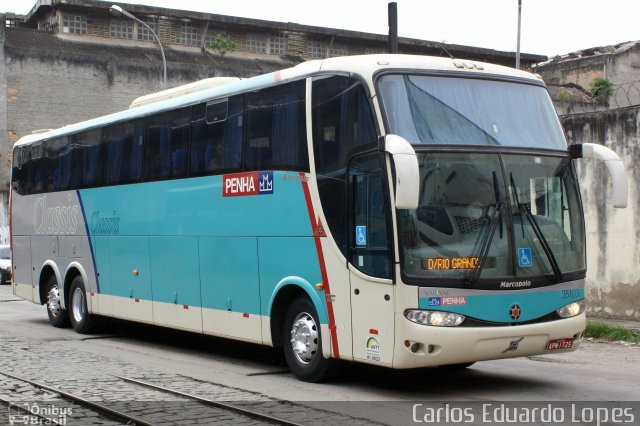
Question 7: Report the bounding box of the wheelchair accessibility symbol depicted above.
[518,247,532,267]
[355,226,367,246]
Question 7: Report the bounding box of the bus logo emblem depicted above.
[223,171,273,197]
[509,304,522,320]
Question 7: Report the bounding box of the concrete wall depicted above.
[562,108,640,320]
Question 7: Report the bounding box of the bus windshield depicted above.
[398,152,586,285]
[377,74,566,150]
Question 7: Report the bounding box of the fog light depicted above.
[404,309,465,326]
[556,300,586,318]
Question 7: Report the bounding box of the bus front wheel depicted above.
[69,276,99,334]
[46,275,70,328]
[283,296,335,382]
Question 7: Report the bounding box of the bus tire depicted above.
[46,274,70,328]
[283,296,335,382]
[68,276,98,334]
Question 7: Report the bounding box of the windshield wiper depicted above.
[465,172,503,287]
[510,173,562,281]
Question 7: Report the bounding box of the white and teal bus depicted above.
[10,55,627,382]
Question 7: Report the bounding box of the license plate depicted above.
[546,338,574,350]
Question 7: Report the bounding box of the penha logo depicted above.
[33,195,80,235]
[223,171,273,197]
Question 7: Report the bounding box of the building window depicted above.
[204,29,226,45]
[329,43,347,57]
[137,17,159,41]
[178,22,201,46]
[110,19,132,39]
[308,37,325,58]
[365,47,385,55]
[246,33,267,53]
[270,33,289,55]
[62,14,87,34]
[5,17,23,28]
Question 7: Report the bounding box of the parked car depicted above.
[0,245,11,284]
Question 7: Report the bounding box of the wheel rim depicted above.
[290,311,319,365]
[71,287,85,324]
[47,285,62,317]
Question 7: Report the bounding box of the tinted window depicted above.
[145,108,190,181]
[26,143,44,194]
[190,97,243,176]
[313,76,377,174]
[245,80,308,171]
[349,153,391,278]
[312,76,378,256]
[105,121,144,185]
[70,129,104,188]
[44,137,72,192]
[11,146,26,195]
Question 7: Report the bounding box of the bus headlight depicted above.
[556,300,586,318]
[404,310,465,326]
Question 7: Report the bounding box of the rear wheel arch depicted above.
[38,263,61,306]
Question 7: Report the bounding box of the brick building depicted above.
[0,0,547,240]
[534,41,640,114]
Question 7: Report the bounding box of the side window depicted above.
[70,129,104,188]
[190,97,243,176]
[348,153,391,278]
[44,137,72,192]
[11,146,26,195]
[244,80,308,171]
[105,120,144,185]
[145,108,190,181]
[312,75,378,256]
[26,142,44,194]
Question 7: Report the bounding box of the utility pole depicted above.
[516,0,522,69]
[388,2,398,53]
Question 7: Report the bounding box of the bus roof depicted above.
[14,54,541,147]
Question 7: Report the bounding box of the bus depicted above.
[10,55,628,382]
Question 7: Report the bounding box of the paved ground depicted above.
[1,283,639,425]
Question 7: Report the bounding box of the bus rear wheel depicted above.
[283,296,335,382]
[69,276,99,334]
[46,275,70,328]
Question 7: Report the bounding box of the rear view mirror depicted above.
[570,143,628,208]
[385,134,419,210]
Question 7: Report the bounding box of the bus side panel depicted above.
[109,236,153,324]
[93,236,113,316]
[31,235,52,304]
[12,236,33,301]
[151,236,203,333]
[258,237,329,347]
[200,237,261,342]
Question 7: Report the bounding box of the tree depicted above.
[209,34,236,57]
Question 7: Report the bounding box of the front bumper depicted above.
[393,312,585,368]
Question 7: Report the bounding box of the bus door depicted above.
[348,153,395,365]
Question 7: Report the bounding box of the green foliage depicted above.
[209,34,236,57]
[589,77,614,99]
[585,321,640,343]
[557,89,572,102]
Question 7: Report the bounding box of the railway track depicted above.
[0,370,303,425]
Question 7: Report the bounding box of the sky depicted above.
[1,0,638,57]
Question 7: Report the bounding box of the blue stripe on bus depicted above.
[418,288,585,323]
[76,190,101,293]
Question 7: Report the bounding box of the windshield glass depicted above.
[398,152,585,285]
[378,74,566,150]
